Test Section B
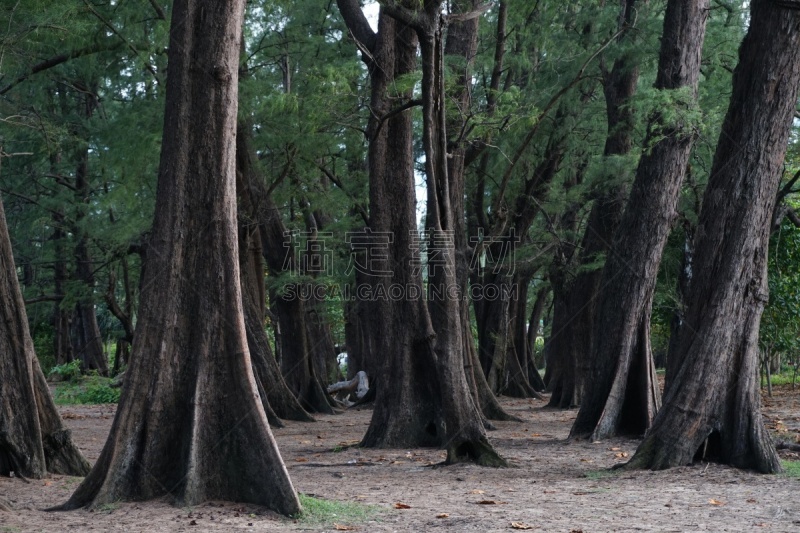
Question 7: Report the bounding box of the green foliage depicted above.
[761,219,800,359]
[48,360,82,382]
[53,375,120,404]
[294,494,382,526]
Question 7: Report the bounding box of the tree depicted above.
[625,0,800,473]
[571,0,710,440]
[60,0,300,512]
[0,168,90,478]
[546,0,640,408]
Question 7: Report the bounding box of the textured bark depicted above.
[626,0,800,473]
[571,0,709,440]
[60,0,300,512]
[0,193,90,479]
[341,2,505,465]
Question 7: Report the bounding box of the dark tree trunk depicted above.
[71,89,108,376]
[60,0,300,513]
[0,191,90,479]
[444,0,518,420]
[236,122,314,424]
[51,219,74,366]
[625,0,800,473]
[571,0,709,440]
[546,0,638,408]
[525,284,549,386]
[258,204,336,415]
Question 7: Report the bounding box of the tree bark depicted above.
[0,192,90,479]
[60,0,301,512]
[625,0,800,473]
[571,0,709,440]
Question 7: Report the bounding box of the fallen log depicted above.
[327,371,369,405]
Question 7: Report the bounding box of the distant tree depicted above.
[60,0,300,511]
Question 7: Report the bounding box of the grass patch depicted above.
[781,460,800,478]
[762,371,798,388]
[53,375,120,405]
[584,469,619,480]
[295,493,382,527]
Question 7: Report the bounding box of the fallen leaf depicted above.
[295,457,308,462]
[510,522,533,530]
[469,489,486,494]
[708,499,725,506]
[747,498,757,503]
[333,524,355,531]
[608,447,621,451]
[476,500,507,505]
[530,433,543,437]
[436,513,450,519]
[614,452,629,458]
[43,481,52,486]
[580,458,593,463]
[393,503,411,509]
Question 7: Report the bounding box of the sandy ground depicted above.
[2,389,799,532]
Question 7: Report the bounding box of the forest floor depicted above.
[2,386,800,532]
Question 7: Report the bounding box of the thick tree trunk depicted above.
[626,0,800,473]
[571,0,709,440]
[0,193,90,479]
[60,0,300,513]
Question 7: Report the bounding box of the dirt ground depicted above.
[2,388,800,532]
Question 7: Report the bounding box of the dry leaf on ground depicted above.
[393,502,411,509]
[436,513,449,518]
[709,499,726,506]
[334,524,355,531]
[511,522,533,529]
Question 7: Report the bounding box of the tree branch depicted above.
[147,0,166,20]
[490,24,625,215]
[336,0,377,53]
[318,164,370,226]
[0,41,123,95]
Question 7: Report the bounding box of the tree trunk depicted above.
[546,0,639,408]
[625,0,800,473]
[444,0,518,419]
[236,124,313,424]
[71,88,108,376]
[51,219,73,366]
[571,0,709,440]
[60,0,301,512]
[0,192,90,479]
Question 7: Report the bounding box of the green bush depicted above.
[48,360,82,382]
[53,376,120,404]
